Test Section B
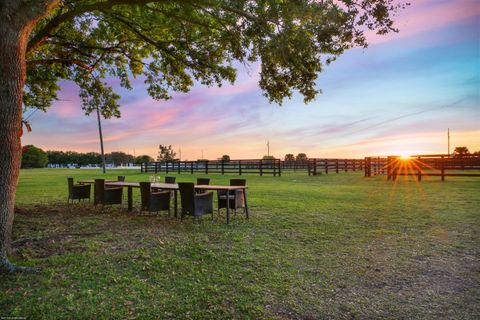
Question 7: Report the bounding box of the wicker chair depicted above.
[140,182,171,214]
[178,182,213,221]
[218,179,246,215]
[165,176,176,184]
[67,177,91,203]
[196,178,210,194]
[117,176,126,181]
[94,179,123,208]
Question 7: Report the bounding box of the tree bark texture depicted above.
[0,1,59,273]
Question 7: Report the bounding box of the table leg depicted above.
[174,190,178,218]
[226,195,230,224]
[93,185,98,206]
[243,189,249,219]
[128,186,133,212]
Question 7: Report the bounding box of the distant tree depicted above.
[21,145,48,169]
[82,152,101,165]
[262,155,276,160]
[157,145,177,161]
[296,153,308,162]
[284,154,295,161]
[47,150,67,166]
[454,147,470,158]
[221,155,231,162]
[135,155,154,165]
[106,152,134,166]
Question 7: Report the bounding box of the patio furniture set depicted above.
[67,176,248,224]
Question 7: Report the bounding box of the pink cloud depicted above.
[367,0,480,44]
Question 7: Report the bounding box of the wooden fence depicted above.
[307,158,365,176]
[364,157,388,177]
[385,154,480,181]
[141,159,282,176]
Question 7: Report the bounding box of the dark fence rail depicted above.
[364,157,388,177]
[141,159,282,176]
[307,158,365,176]
[385,154,480,181]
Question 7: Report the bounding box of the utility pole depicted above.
[96,106,106,173]
[448,128,450,155]
[201,150,204,160]
[267,140,270,157]
[179,147,182,161]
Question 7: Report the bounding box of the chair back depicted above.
[196,178,210,185]
[178,182,195,214]
[165,176,176,184]
[67,177,74,195]
[139,182,151,210]
[94,179,105,204]
[230,179,246,186]
[117,176,125,181]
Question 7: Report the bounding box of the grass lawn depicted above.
[1,168,479,319]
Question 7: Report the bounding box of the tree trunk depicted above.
[0,0,60,274]
[0,17,31,273]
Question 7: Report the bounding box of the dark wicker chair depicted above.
[178,182,213,221]
[140,182,170,214]
[218,179,246,215]
[117,176,126,181]
[165,176,176,184]
[94,179,123,208]
[196,178,210,194]
[67,177,91,203]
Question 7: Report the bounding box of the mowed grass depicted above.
[1,168,479,319]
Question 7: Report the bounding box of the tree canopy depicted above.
[157,144,177,161]
[25,0,406,119]
[21,145,49,168]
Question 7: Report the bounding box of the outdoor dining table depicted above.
[79,180,249,224]
[194,185,249,224]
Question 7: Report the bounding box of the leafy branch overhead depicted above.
[25,0,407,118]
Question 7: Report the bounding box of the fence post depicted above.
[441,156,445,181]
[190,162,193,174]
[260,160,263,176]
[365,157,371,177]
[417,156,422,181]
[336,159,339,173]
[313,159,317,176]
[239,160,242,175]
[386,156,391,180]
[278,159,281,176]
[221,159,225,175]
[205,160,208,175]
[155,162,158,174]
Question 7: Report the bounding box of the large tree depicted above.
[0,0,405,273]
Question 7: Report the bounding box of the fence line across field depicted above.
[141,158,366,176]
[141,159,283,176]
[385,154,480,181]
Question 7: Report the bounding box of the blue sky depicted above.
[23,0,480,159]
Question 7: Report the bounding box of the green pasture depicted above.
[1,169,479,319]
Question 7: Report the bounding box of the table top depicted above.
[79,180,247,190]
[194,185,247,190]
[79,180,116,184]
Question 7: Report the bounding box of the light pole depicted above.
[96,106,106,173]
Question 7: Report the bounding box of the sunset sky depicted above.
[22,0,480,160]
